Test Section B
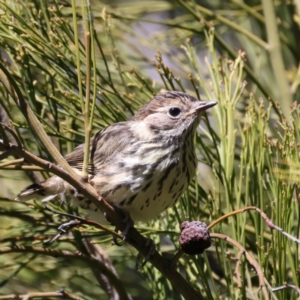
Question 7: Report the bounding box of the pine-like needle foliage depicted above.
[0,1,299,299]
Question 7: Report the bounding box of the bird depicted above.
[15,91,217,224]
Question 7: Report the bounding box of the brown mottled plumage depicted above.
[15,91,217,223]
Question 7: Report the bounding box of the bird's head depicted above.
[130,91,217,141]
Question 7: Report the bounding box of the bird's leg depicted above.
[135,238,156,269]
[109,206,156,266]
[121,210,134,239]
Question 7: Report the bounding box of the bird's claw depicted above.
[113,227,123,246]
[58,219,80,232]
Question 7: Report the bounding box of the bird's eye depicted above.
[168,107,181,118]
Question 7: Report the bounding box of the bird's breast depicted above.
[90,139,197,222]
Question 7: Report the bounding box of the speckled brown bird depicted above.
[16,91,217,223]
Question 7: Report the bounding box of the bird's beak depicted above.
[185,101,218,118]
[195,101,218,112]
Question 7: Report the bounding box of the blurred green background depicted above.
[0,0,300,299]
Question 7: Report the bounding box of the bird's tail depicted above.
[15,176,66,202]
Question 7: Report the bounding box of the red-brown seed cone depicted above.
[179,221,211,255]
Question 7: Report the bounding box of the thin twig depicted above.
[0,245,129,299]
[211,233,269,300]
[0,165,44,171]
[0,158,24,167]
[272,283,300,296]
[44,205,122,240]
[78,235,132,300]
[233,249,244,289]
[0,289,83,300]
[82,2,92,180]
[208,206,300,245]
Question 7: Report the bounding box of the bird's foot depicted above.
[112,207,134,246]
[43,219,81,246]
[135,238,156,269]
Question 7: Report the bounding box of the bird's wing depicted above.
[90,122,135,168]
[64,122,134,175]
[64,143,90,172]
